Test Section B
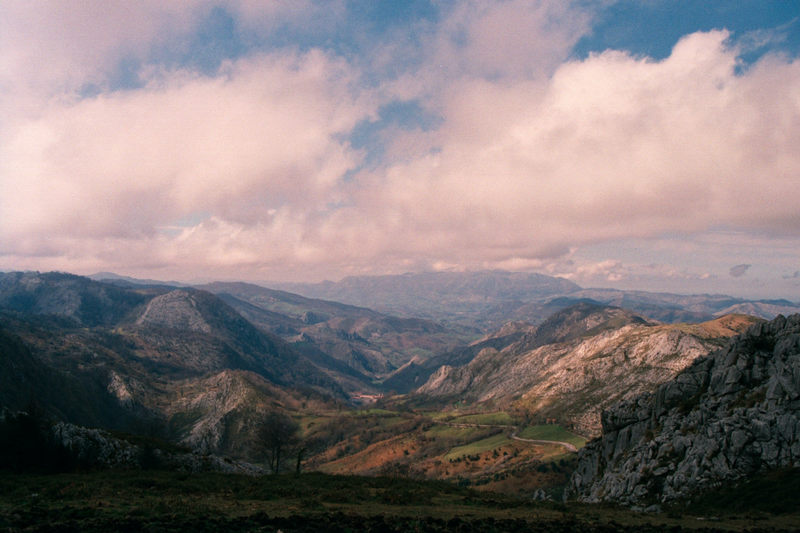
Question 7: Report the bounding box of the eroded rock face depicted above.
[136,290,212,333]
[416,312,755,436]
[51,422,263,474]
[570,314,800,505]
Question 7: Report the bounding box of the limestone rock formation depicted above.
[52,422,263,474]
[135,289,213,333]
[415,305,757,436]
[570,314,800,505]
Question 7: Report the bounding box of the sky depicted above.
[1,1,800,299]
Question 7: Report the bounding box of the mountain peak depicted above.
[135,289,212,333]
[524,301,650,349]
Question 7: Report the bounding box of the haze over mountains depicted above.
[277,271,800,330]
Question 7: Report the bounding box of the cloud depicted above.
[383,0,593,104]
[0,50,373,258]
[553,257,714,287]
[346,30,800,271]
[729,264,752,278]
[0,2,203,98]
[2,3,800,285]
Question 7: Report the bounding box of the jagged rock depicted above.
[569,314,800,505]
[51,422,264,474]
[531,488,551,501]
[416,307,757,436]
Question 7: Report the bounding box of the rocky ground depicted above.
[416,310,757,436]
[570,314,800,506]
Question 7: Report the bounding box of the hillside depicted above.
[381,321,534,394]
[0,271,148,326]
[570,313,800,506]
[0,273,345,457]
[413,304,759,436]
[199,281,472,379]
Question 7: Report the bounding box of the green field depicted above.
[448,412,516,426]
[423,424,491,441]
[443,433,511,461]
[351,408,402,417]
[517,425,587,448]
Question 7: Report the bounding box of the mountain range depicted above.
[0,272,343,456]
[196,281,472,380]
[1,268,797,491]
[277,271,800,330]
[407,303,759,436]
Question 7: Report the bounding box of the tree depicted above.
[256,411,299,474]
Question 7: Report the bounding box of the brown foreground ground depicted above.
[1,470,799,532]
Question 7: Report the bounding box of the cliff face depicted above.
[570,314,800,505]
[416,308,756,436]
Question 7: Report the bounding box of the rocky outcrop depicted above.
[416,309,757,436]
[570,314,800,505]
[168,370,276,455]
[135,289,213,333]
[51,422,263,474]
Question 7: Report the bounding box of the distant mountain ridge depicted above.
[277,270,581,327]
[88,270,800,329]
[197,281,473,379]
[572,288,800,324]
[88,271,187,287]
[276,271,799,329]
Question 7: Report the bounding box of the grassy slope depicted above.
[517,425,588,448]
[447,412,516,425]
[443,433,511,460]
[1,470,799,532]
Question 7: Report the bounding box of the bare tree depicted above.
[256,411,299,474]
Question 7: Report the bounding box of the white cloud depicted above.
[0,2,203,99]
[339,30,800,274]
[0,50,372,263]
[2,2,800,291]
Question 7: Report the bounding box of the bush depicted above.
[0,409,76,473]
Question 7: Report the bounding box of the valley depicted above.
[5,3,800,530]
[1,269,799,530]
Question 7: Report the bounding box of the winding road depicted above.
[440,422,580,453]
[508,430,578,452]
